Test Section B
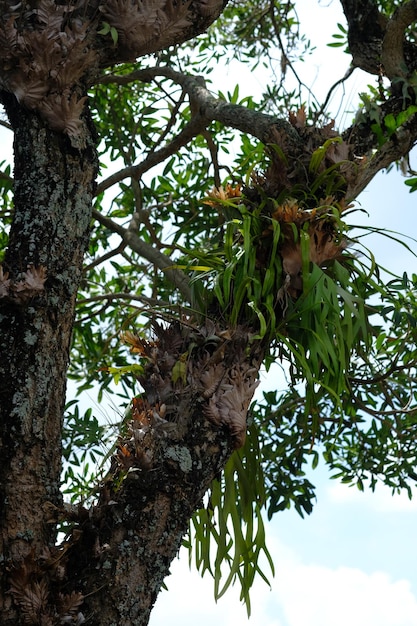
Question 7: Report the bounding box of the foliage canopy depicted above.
[1,0,417,615]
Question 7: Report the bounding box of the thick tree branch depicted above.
[99,64,417,205]
[340,0,387,74]
[96,66,302,194]
[99,66,301,145]
[346,122,417,199]
[0,1,230,146]
[95,0,229,67]
[63,323,263,626]
[341,0,417,79]
[381,0,417,79]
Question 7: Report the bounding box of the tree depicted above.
[1,0,417,624]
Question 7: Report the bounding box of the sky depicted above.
[1,1,417,626]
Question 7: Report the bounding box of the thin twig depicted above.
[92,209,193,304]
[0,118,12,131]
[313,65,356,123]
[352,391,415,418]
[77,291,170,308]
[96,111,208,196]
[84,242,127,273]
[149,87,186,154]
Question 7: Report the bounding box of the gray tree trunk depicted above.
[0,92,98,624]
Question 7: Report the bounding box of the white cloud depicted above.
[327,481,417,513]
[276,560,417,626]
[150,548,284,626]
[150,538,417,626]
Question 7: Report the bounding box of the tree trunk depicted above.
[0,92,98,623]
[64,323,263,626]
[0,92,262,625]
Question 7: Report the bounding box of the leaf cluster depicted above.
[2,0,417,611]
[186,421,274,616]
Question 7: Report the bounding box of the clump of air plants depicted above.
[102,321,261,461]
[0,0,227,143]
[0,0,98,143]
[9,549,85,625]
[0,264,47,303]
[261,196,350,299]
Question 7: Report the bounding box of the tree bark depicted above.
[63,323,263,626]
[0,92,98,623]
[340,0,387,74]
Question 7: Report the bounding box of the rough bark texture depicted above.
[62,323,263,625]
[340,0,387,74]
[0,93,98,623]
